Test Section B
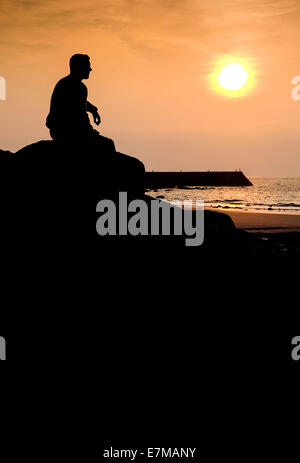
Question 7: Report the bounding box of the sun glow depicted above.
[210,56,256,98]
[218,63,248,90]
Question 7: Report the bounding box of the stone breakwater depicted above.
[145,171,253,188]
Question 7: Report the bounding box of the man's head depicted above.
[69,54,92,80]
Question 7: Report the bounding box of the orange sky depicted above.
[1,0,300,175]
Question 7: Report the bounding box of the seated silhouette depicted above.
[46,54,102,145]
[46,53,145,193]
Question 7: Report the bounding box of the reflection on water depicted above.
[148,177,300,215]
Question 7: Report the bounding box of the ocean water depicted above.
[148,177,300,215]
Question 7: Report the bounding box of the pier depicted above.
[145,171,253,188]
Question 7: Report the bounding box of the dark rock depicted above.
[2,137,146,258]
[2,138,254,259]
[0,149,14,162]
[204,209,235,233]
[5,137,145,196]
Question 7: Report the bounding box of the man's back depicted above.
[46,75,92,140]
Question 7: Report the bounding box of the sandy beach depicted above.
[207,208,300,233]
[204,208,300,257]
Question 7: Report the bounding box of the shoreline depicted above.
[206,206,300,216]
[206,207,300,233]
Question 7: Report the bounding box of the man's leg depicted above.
[89,132,116,156]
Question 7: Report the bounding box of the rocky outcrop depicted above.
[2,138,248,256]
[0,149,14,161]
[3,138,145,196]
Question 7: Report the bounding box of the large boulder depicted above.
[0,148,14,162]
[8,138,145,196]
[2,138,247,257]
[2,137,146,257]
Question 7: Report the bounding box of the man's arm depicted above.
[87,101,101,125]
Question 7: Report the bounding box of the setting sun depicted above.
[218,63,248,91]
[209,56,255,99]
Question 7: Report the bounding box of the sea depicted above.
[148,177,300,215]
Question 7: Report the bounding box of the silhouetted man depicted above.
[46,54,107,146]
[46,54,145,193]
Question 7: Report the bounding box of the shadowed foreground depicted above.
[1,139,294,261]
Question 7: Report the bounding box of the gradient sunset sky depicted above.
[1,0,300,175]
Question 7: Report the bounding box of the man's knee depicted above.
[93,134,115,153]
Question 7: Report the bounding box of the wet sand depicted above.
[205,208,300,257]
[207,208,300,233]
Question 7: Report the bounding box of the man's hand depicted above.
[87,101,101,125]
[93,110,101,125]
